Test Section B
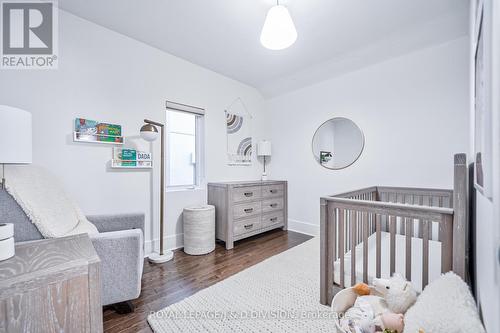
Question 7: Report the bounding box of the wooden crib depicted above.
[320,153,469,305]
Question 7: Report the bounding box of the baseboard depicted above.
[145,233,184,257]
[144,220,319,256]
[287,219,319,237]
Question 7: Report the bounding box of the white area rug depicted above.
[148,238,337,332]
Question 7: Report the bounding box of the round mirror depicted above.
[312,117,364,170]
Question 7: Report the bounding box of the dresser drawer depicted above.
[234,216,261,236]
[262,184,285,198]
[233,201,261,220]
[262,197,284,213]
[232,186,262,202]
[261,211,285,228]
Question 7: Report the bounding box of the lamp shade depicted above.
[0,105,32,164]
[257,140,272,157]
[260,5,297,50]
[140,123,159,142]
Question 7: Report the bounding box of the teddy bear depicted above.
[372,274,417,314]
[346,274,417,333]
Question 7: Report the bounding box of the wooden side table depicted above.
[0,234,102,332]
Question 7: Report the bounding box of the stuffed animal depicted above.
[371,274,417,332]
[380,312,404,332]
[372,273,417,314]
[340,275,417,333]
[353,283,371,296]
[341,296,377,333]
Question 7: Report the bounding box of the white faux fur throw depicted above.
[404,272,485,333]
[5,165,98,238]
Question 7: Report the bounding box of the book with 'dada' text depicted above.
[113,148,152,167]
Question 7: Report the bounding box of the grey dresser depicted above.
[0,234,102,332]
[208,180,288,249]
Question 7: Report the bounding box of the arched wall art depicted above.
[225,98,252,165]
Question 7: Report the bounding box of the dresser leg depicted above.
[226,241,234,250]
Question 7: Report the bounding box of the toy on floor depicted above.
[339,274,417,333]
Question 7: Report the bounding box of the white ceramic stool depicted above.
[183,205,215,255]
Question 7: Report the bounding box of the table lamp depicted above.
[257,140,272,181]
[0,105,32,189]
[140,119,173,264]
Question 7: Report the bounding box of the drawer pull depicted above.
[270,203,278,208]
[244,192,253,197]
[269,189,278,194]
[270,217,278,222]
[244,224,254,230]
[244,208,254,213]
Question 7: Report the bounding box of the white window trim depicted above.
[165,103,205,192]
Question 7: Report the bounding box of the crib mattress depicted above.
[333,231,441,292]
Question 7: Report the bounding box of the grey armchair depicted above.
[0,189,144,311]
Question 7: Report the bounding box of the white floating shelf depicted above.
[73,132,124,145]
[110,159,153,169]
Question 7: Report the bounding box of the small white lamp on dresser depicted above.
[0,105,32,261]
[257,140,272,181]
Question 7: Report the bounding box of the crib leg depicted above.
[320,199,333,305]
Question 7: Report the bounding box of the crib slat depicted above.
[351,211,357,286]
[376,213,381,278]
[405,218,412,280]
[346,210,349,252]
[357,211,361,246]
[422,220,430,288]
[418,196,424,238]
[347,210,351,252]
[390,215,396,276]
[363,212,369,283]
[339,209,345,288]
[400,195,406,235]
[440,214,453,273]
[332,206,337,262]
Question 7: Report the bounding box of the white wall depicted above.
[0,10,267,254]
[265,37,470,235]
[470,1,500,331]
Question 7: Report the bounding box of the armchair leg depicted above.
[113,301,135,314]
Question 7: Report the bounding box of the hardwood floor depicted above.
[103,230,313,333]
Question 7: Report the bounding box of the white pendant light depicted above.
[260,1,297,50]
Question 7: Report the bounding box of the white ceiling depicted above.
[59,0,469,98]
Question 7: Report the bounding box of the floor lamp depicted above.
[140,119,173,264]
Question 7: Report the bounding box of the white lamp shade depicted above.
[0,105,32,164]
[140,131,158,142]
[257,140,272,156]
[260,5,297,50]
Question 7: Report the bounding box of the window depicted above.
[166,109,204,189]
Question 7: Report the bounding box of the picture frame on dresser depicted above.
[208,180,288,250]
